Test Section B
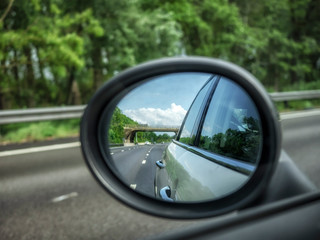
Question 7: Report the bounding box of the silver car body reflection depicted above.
[155,76,262,202]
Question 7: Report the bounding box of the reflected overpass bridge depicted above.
[124,125,180,143]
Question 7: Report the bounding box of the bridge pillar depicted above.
[124,128,135,143]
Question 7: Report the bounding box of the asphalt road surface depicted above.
[110,144,167,197]
[281,112,320,187]
[0,144,196,240]
[0,111,319,239]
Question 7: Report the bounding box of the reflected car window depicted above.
[179,77,215,145]
[199,77,262,163]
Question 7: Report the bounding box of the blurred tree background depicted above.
[0,0,319,110]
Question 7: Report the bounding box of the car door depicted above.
[155,76,262,202]
[154,75,216,200]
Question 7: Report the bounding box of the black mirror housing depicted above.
[80,57,281,219]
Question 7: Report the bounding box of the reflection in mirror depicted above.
[99,73,262,203]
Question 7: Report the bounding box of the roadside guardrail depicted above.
[269,90,320,102]
[0,105,85,124]
[0,90,320,125]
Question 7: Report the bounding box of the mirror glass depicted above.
[99,72,262,203]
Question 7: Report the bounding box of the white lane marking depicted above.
[142,160,146,164]
[130,184,137,190]
[0,142,80,157]
[51,192,78,203]
[146,153,149,156]
[111,152,114,155]
[280,109,320,120]
[121,150,124,152]
[129,148,131,150]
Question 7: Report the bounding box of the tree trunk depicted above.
[24,47,35,107]
[35,46,46,81]
[92,44,103,90]
[66,66,75,104]
[0,56,7,109]
[288,0,302,86]
[12,50,21,107]
[68,80,82,105]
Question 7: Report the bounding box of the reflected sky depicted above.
[117,72,211,126]
[118,72,211,110]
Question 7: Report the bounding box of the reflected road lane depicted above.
[110,144,168,197]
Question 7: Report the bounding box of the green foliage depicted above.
[108,107,139,143]
[141,0,320,91]
[199,117,261,163]
[155,133,173,143]
[135,132,174,144]
[1,0,319,109]
[276,99,320,112]
[0,0,182,109]
[0,119,80,143]
[0,0,319,142]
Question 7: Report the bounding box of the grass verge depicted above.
[0,119,80,145]
[275,99,320,112]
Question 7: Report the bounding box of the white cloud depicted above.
[123,103,187,127]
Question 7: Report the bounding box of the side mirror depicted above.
[80,57,281,219]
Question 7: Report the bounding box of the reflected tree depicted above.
[108,107,138,144]
[200,117,261,163]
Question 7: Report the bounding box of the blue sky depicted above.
[117,72,212,126]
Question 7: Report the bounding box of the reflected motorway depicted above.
[110,144,168,197]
